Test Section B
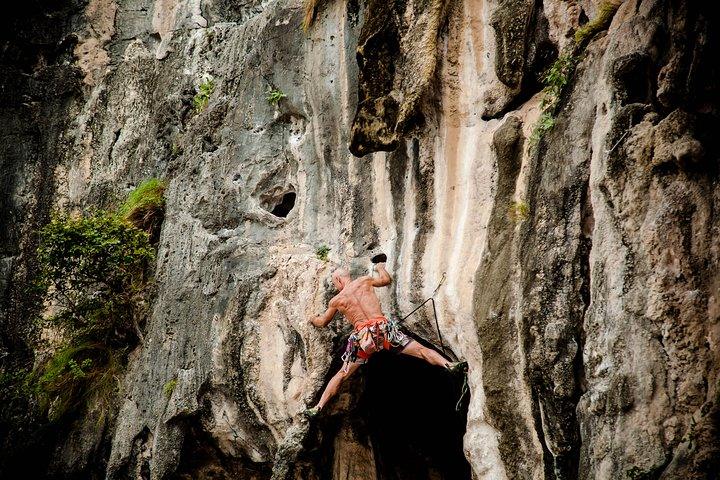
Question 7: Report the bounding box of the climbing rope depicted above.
[396,273,469,412]
[398,296,447,356]
[398,273,447,354]
[456,370,469,412]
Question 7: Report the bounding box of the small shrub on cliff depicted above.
[193,79,215,113]
[266,86,286,105]
[119,178,167,241]
[36,211,154,342]
[316,244,330,261]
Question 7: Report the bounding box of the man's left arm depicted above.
[311,305,337,327]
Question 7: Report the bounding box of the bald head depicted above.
[331,268,350,291]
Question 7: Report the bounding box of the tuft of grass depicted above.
[266,87,287,106]
[29,342,121,423]
[193,79,215,113]
[575,1,622,45]
[508,200,530,222]
[119,178,166,239]
[163,378,178,399]
[315,244,330,261]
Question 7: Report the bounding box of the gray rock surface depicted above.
[1,0,718,479]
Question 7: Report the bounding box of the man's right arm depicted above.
[371,263,392,287]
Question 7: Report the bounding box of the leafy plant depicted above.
[575,1,622,45]
[529,112,556,146]
[266,86,286,105]
[36,211,154,341]
[541,54,576,104]
[119,178,166,241]
[315,244,330,261]
[193,79,215,113]
[29,209,157,423]
[508,200,530,222]
[163,378,178,399]
[529,53,577,148]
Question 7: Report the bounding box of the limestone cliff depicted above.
[1,0,718,479]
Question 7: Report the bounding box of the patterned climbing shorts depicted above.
[341,317,411,367]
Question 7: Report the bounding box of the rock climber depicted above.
[305,254,467,417]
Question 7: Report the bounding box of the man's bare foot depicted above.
[445,361,468,374]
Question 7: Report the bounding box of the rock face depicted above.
[1,0,718,479]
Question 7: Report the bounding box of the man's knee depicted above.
[336,365,357,381]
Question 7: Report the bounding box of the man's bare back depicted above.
[329,277,384,325]
[311,263,391,328]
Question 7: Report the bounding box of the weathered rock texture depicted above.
[1,0,718,479]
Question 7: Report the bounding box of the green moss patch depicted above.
[119,178,166,240]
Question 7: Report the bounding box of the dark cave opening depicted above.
[361,350,471,480]
[269,191,296,218]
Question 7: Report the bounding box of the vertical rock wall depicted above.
[0,0,717,479]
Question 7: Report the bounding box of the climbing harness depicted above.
[341,317,410,369]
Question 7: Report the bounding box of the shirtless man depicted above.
[306,260,465,417]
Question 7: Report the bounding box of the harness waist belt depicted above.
[352,316,388,331]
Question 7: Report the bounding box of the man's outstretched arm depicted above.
[371,263,392,287]
[311,305,337,327]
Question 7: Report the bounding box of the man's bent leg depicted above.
[314,361,362,411]
[399,340,449,367]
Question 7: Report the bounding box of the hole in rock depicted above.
[360,350,471,479]
[611,54,653,105]
[260,188,297,218]
[270,191,296,217]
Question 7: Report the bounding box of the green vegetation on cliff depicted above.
[119,178,166,240]
[193,79,215,113]
[316,244,330,261]
[22,181,166,423]
[530,53,578,148]
[266,86,287,105]
[30,211,155,421]
[575,1,622,46]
